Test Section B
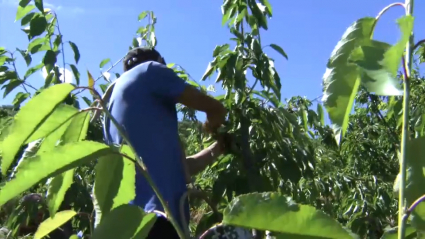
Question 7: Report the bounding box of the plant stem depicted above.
[398,1,414,239]
[86,88,187,239]
[373,2,405,32]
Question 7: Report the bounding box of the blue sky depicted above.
[1,0,425,122]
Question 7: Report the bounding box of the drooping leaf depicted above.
[269,44,288,60]
[46,111,91,216]
[43,50,57,73]
[0,83,75,175]
[322,17,376,144]
[34,210,77,239]
[69,64,80,85]
[383,16,414,76]
[68,41,80,64]
[2,79,24,98]
[93,145,136,222]
[0,141,113,207]
[29,14,47,38]
[348,40,402,95]
[91,205,157,239]
[34,0,44,13]
[223,192,355,239]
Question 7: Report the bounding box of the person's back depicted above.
[103,60,189,230]
[100,47,227,238]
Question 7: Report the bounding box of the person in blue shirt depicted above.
[102,47,228,238]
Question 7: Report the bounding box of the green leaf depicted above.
[93,145,136,222]
[259,0,272,16]
[43,50,57,73]
[269,44,288,59]
[24,62,43,79]
[0,83,75,175]
[16,3,35,21]
[348,40,402,95]
[28,36,50,54]
[2,79,24,98]
[383,16,414,76]
[68,41,80,64]
[16,48,32,66]
[322,17,376,144]
[0,141,113,207]
[34,0,44,13]
[138,11,148,21]
[29,14,47,38]
[12,92,30,108]
[99,58,111,68]
[92,205,157,239]
[69,64,80,85]
[317,104,325,126]
[223,192,355,239]
[21,12,36,26]
[34,210,77,239]
[46,111,90,216]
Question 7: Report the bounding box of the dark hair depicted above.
[123,47,166,72]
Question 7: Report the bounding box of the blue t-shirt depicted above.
[103,61,190,229]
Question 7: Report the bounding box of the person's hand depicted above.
[204,108,227,134]
[216,132,234,154]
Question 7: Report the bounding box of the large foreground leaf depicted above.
[348,40,402,96]
[0,141,112,207]
[322,17,375,144]
[0,83,75,175]
[46,111,91,216]
[92,205,157,239]
[223,192,356,239]
[394,137,425,231]
[93,145,136,223]
[34,210,77,239]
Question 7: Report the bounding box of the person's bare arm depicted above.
[184,141,223,177]
[177,85,224,114]
[177,85,227,132]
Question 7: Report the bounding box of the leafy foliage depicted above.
[1,0,425,239]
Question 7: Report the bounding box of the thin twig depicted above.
[402,194,425,223]
[412,39,425,52]
[74,56,125,96]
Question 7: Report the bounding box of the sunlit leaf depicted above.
[92,205,157,239]
[34,210,77,239]
[0,141,113,207]
[348,40,402,96]
[93,145,136,222]
[223,192,356,239]
[0,83,75,175]
[322,17,376,144]
[46,111,91,216]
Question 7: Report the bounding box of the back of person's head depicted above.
[123,47,166,72]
